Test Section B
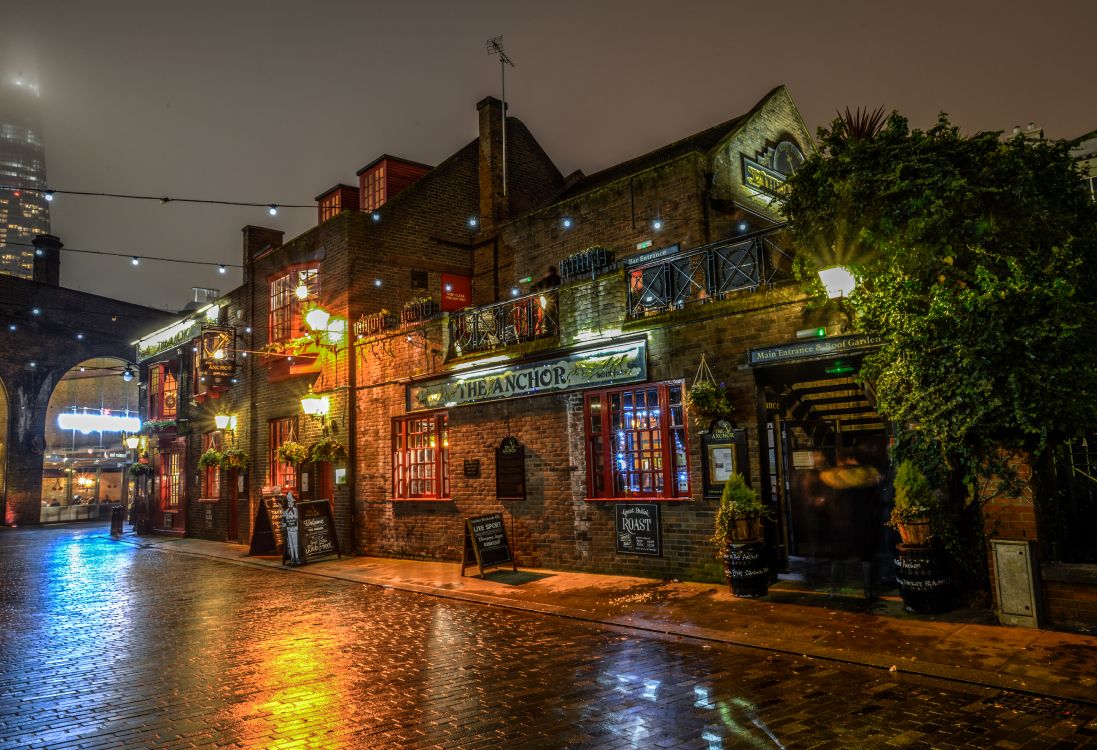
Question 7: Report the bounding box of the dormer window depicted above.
[361,164,386,212]
[269,265,320,343]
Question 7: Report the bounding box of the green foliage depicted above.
[198,448,224,469]
[887,459,937,527]
[685,381,734,420]
[712,474,769,555]
[143,419,176,433]
[786,112,1097,497]
[309,437,347,463]
[220,448,249,471]
[276,440,309,466]
[128,461,154,477]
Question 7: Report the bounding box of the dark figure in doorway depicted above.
[820,448,882,598]
[793,449,833,585]
[530,265,561,292]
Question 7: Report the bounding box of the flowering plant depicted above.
[198,449,224,469]
[685,380,734,420]
[276,440,309,466]
[128,461,155,477]
[220,448,250,470]
[309,437,347,463]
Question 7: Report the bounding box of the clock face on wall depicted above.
[772,140,805,176]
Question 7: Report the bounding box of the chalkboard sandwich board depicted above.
[248,494,286,556]
[462,512,517,578]
[296,499,341,565]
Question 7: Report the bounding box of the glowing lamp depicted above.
[295,284,309,300]
[305,307,331,332]
[301,393,330,418]
[214,414,232,430]
[125,436,140,450]
[817,266,857,299]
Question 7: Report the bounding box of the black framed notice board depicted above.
[462,512,517,577]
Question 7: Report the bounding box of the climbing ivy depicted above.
[785,112,1097,587]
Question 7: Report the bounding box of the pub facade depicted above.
[127,84,1095,628]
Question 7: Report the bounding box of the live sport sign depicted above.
[409,339,647,409]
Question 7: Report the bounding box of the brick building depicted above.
[129,86,1095,629]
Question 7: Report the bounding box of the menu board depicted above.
[248,495,285,556]
[495,436,526,501]
[615,503,662,557]
[462,512,517,577]
[298,500,340,563]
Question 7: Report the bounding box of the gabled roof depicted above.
[554,86,786,202]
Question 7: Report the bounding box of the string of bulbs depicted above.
[6,240,241,272]
[0,184,311,216]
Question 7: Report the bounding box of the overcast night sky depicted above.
[4,1,1095,311]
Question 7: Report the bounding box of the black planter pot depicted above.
[723,540,768,598]
[895,543,954,614]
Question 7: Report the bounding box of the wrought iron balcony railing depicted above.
[626,228,792,317]
[450,290,559,355]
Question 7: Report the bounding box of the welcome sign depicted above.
[410,339,647,409]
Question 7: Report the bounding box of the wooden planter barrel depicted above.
[895,543,954,614]
[723,540,768,598]
[897,520,932,546]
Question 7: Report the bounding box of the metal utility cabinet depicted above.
[991,539,1042,628]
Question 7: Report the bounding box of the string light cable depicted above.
[0,185,312,215]
[6,240,242,270]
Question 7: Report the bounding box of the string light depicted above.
[131,256,139,265]
[219,265,226,274]
[0,184,311,211]
[8,241,241,270]
[268,204,278,216]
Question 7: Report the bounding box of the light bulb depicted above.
[44,190,54,202]
[268,204,278,216]
[562,217,572,229]
[468,216,478,228]
[652,219,663,230]
[219,265,226,274]
[131,256,139,266]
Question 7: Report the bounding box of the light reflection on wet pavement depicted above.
[1,524,1095,749]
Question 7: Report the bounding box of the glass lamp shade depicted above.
[301,395,330,417]
[305,308,331,332]
[818,266,857,299]
[214,414,232,430]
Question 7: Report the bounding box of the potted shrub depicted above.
[198,448,224,470]
[713,473,771,597]
[713,473,769,552]
[887,459,937,546]
[220,448,249,471]
[276,440,308,467]
[309,436,347,464]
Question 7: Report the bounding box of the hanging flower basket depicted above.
[685,353,734,420]
[219,448,250,471]
[128,462,155,478]
[198,448,224,469]
[276,440,309,466]
[309,437,348,464]
[143,419,177,434]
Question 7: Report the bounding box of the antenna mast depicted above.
[485,35,515,197]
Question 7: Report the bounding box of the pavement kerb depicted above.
[115,532,1097,708]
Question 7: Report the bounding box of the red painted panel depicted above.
[440,273,472,312]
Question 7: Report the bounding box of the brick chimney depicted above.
[241,225,284,266]
[477,96,508,230]
[31,233,62,286]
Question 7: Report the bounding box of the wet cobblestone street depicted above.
[2,524,1096,749]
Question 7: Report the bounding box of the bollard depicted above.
[110,504,124,536]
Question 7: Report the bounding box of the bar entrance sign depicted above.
[296,500,341,564]
[248,495,285,556]
[462,512,517,577]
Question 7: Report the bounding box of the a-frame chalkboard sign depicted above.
[461,512,517,577]
[295,500,341,565]
[248,495,285,556]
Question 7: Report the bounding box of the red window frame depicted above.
[583,382,690,500]
[269,417,299,491]
[392,411,449,500]
[157,449,183,510]
[148,363,178,421]
[268,265,320,343]
[318,193,340,222]
[202,431,222,499]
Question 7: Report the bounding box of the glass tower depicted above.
[0,72,49,279]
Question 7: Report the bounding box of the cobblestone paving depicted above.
[2,525,1096,749]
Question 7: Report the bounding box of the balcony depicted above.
[626,228,792,317]
[450,290,559,356]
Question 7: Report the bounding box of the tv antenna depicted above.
[486,35,515,197]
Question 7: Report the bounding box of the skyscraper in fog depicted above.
[0,72,49,279]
